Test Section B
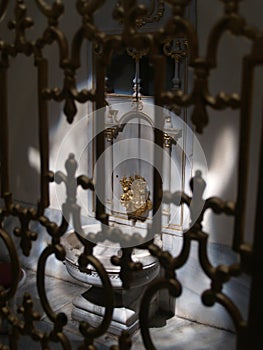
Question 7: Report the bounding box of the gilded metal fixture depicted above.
[105,124,126,143]
[163,39,189,116]
[163,132,176,148]
[127,48,149,108]
[0,0,262,349]
[163,40,189,63]
[120,175,152,224]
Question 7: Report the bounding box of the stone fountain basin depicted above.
[62,224,160,289]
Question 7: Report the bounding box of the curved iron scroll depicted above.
[0,1,262,349]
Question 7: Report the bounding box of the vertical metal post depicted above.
[37,58,50,210]
[95,55,107,224]
[0,64,9,196]
[152,55,165,234]
[238,112,263,350]
[233,56,253,251]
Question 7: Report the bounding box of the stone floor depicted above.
[0,269,236,349]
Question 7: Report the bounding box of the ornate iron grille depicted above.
[0,1,262,349]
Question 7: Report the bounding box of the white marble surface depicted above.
[162,234,250,331]
[1,208,97,284]
[0,269,236,350]
[1,208,250,333]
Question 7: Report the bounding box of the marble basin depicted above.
[62,224,160,289]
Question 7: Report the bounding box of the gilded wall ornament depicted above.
[120,175,152,224]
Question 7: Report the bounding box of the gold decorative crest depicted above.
[120,175,152,224]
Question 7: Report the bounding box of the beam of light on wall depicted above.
[204,125,237,198]
[49,80,92,210]
[28,146,40,174]
[202,125,237,245]
[24,79,92,213]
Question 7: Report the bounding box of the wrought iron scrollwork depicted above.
[77,253,114,344]
[115,0,165,28]
[0,0,262,349]
[0,228,20,304]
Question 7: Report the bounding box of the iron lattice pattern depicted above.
[0,1,262,349]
